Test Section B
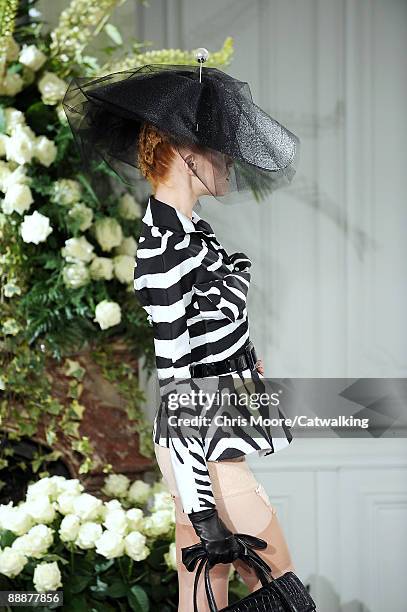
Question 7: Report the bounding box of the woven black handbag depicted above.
[182,533,317,612]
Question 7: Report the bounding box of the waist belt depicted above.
[190,341,258,378]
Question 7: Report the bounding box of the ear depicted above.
[184,153,197,175]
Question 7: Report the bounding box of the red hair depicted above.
[137,122,177,190]
[138,122,204,190]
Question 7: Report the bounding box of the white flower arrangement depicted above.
[0,473,177,593]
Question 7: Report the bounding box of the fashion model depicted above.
[133,128,296,609]
[63,57,303,611]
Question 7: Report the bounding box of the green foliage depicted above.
[0,0,158,477]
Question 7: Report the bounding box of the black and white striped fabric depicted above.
[134,195,292,513]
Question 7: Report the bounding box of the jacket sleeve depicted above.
[134,234,217,513]
[193,244,252,323]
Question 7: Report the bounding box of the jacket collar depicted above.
[142,194,214,235]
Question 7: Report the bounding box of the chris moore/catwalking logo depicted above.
[158,377,406,439]
[166,412,370,430]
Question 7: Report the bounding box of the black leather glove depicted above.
[188,508,241,567]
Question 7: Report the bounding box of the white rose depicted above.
[89,257,113,281]
[164,542,177,571]
[34,136,57,167]
[103,507,128,536]
[62,261,90,289]
[46,476,75,498]
[118,193,142,220]
[142,510,173,537]
[11,524,53,559]
[103,499,121,514]
[61,236,95,263]
[0,503,33,535]
[113,255,134,284]
[127,480,151,506]
[4,108,25,134]
[2,165,31,191]
[6,37,20,61]
[75,522,103,549]
[38,72,67,105]
[15,123,36,139]
[19,44,47,71]
[27,477,56,501]
[20,211,53,244]
[56,478,84,496]
[68,202,93,231]
[59,514,81,542]
[115,236,138,257]
[2,178,32,213]
[124,531,149,562]
[2,183,33,215]
[94,217,123,252]
[6,505,33,535]
[126,508,144,532]
[72,493,103,521]
[5,124,36,165]
[102,474,130,498]
[53,178,82,206]
[0,72,24,97]
[33,561,62,593]
[0,547,28,578]
[55,492,80,516]
[95,529,124,559]
[0,501,13,528]
[94,300,121,330]
[152,491,175,512]
[24,498,56,524]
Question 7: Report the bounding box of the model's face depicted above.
[181,146,233,197]
[204,150,233,196]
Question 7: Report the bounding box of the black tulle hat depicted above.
[62,53,300,204]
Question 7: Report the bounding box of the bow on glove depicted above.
[228,252,252,272]
[182,531,271,573]
[188,508,241,567]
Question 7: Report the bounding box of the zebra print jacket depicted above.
[133,195,292,513]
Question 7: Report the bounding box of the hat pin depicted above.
[194,47,209,132]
